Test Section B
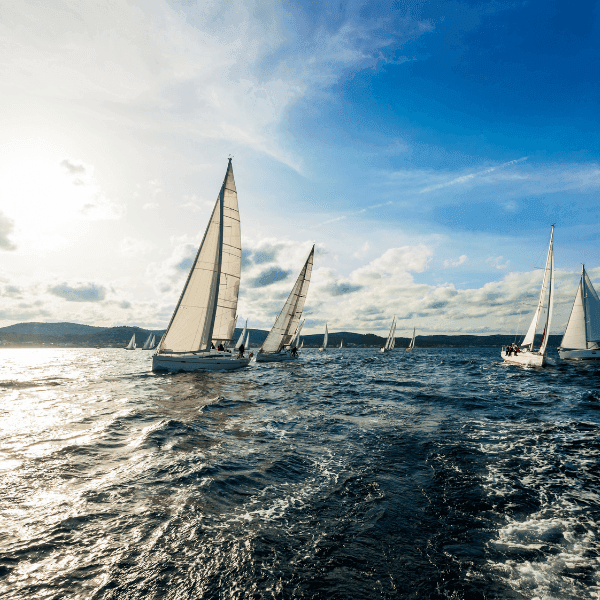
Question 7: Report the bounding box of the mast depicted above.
[582,265,589,349]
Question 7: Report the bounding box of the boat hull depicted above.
[558,348,600,360]
[254,351,298,363]
[501,350,546,367]
[152,352,251,372]
[319,348,326,352]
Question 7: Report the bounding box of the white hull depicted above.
[254,351,298,363]
[379,347,387,353]
[152,352,250,372]
[319,348,326,352]
[501,350,546,367]
[558,348,600,360]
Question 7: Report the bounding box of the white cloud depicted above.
[0,211,16,251]
[443,255,467,268]
[487,256,509,270]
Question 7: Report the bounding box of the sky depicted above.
[1,0,600,336]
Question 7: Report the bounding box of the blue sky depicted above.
[1,0,599,335]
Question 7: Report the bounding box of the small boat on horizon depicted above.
[124,334,136,350]
[406,327,416,351]
[558,264,600,360]
[501,225,554,367]
[380,317,396,353]
[319,323,328,352]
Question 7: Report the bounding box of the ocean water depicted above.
[1,347,599,600]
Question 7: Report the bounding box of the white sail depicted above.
[244,331,250,349]
[584,269,600,346]
[561,276,586,349]
[289,319,305,348]
[260,246,314,354]
[408,327,416,349]
[299,338,303,349]
[125,334,135,350]
[339,339,343,349]
[235,320,247,349]
[522,226,554,352]
[142,334,153,350]
[150,335,155,348]
[389,321,396,349]
[158,159,241,353]
[383,317,395,350]
[322,323,328,349]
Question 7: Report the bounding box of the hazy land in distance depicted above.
[0,322,561,349]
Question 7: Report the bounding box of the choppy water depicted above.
[1,348,600,599]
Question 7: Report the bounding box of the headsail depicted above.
[584,268,600,346]
[244,331,250,349]
[158,159,241,353]
[260,246,315,353]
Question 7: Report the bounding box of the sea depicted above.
[1,347,599,600]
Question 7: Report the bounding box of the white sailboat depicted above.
[380,317,396,353]
[152,159,250,372]
[244,331,250,351]
[124,334,136,350]
[235,320,247,350]
[255,247,314,363]
[558,265,600,360]
[502,225,555,367]
[299,338,304,349]
[406,327,416,351]
[142,333,153,350]
[319,323,328,352]
[339,339,343,349]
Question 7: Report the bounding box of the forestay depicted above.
[261,246,314,354]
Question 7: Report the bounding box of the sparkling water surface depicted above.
[1,347,599,599]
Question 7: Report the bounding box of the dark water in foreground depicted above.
[1,348,599,599]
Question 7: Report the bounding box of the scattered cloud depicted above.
[0,211,16,251]
[48,283,107,302]
[249,266,291,288]
[487,256,509,270]
[444,255,467,268]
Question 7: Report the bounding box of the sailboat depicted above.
[244,331,250,351]
[299,338,303,349]
[124,334,136,350]
[339,339,343,349]
[380,317,396,353]
[255,247,314,362]
[502,225,555,367]
[558,265,600,360]
[142,333,154,350]
[319,323,328,352]
[406,327,416,351]
[235,320,247,350]
[152,159,250,372]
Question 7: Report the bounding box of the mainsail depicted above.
[521,226,554,354]
[158,159,241,353]
[260,246,314,353]
[125,334,136,350]
[561,266,600,350]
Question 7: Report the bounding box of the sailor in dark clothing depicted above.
[217,343,224,352]
[238,343,245,358]
[290,346,298,357]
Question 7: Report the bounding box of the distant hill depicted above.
[0,322,562,349]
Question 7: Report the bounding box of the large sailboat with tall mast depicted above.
[255,246,314,362]
[380,317,396,353]
[501,225,555,367]
[152,159,250,372]
[558,265,600,360]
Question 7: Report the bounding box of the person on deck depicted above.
[290,346,298,357]
[211,342,216,350]
[217,343,224,352]
[238,343,245,358]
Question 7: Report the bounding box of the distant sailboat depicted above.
[124,334,136,350]
[256,247,314,363]
[142,334,153,350]
[235,320,247,350]
[152,159,250,372]
[502,225,554,367]
[299,338,304,349]
[558,265,600,360]
[406,327,416,351]
[339,339,343,349]
[244,331,250,350]
[380,317,396,353]
[319,323,328,352]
